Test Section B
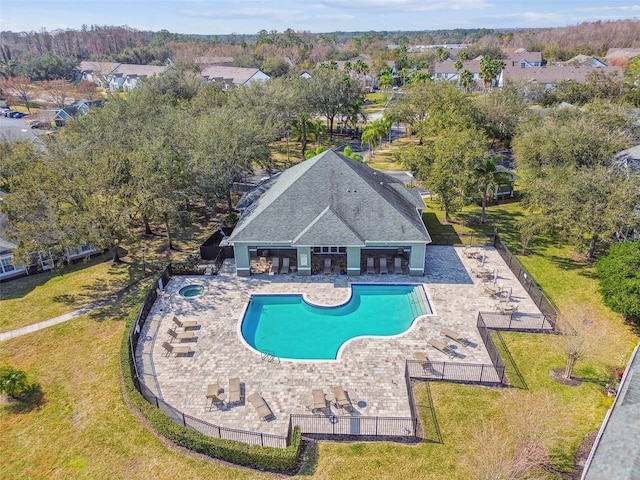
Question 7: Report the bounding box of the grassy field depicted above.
[1,198,638,479]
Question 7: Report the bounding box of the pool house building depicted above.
[227,150,432,276]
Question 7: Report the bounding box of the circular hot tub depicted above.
[179,285,204,298]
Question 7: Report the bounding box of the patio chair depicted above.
[206,383,225,409]
[281,257,290,274]
[270,257,280,275]
[495,302,518,315]
[427,338,456,358]
[379,257,388,274]
[247,393,275,421]
[414,352,432,371]
[229,377,242,405]
[393,257,403,274]
[366,257,375,274]
[311,388,328,415]
[166,328,195,343]
[324,258,332,274]
[162,341,193,357]
[463,247,479,258]
[331,386,353,412]
[172,315,199,330]
[441,328,470,347]
[204,266,212,276]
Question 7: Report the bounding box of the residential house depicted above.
[107,64,170,91]
[76,61,169,91]
[227,150,431,276]
[506,48,543,68]
[605,48,640,64]
[558,54,608,68]
[200,66,270,87]
[76,61,121,88]
[434,57,484,84]
[54,99,104,123]
[499,65,623,89]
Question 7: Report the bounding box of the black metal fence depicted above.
[429,232,494,246]
[128,268,290,448]
[291,414,418,438]
[406,359,506,385]
[493,235,559,330]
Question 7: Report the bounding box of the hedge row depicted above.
[120,303,302,472]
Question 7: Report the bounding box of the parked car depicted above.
[10,111,26,118]
[2,110,15,117]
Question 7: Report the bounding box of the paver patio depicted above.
[135,245,542,438]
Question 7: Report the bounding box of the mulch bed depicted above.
[549,368,583,387]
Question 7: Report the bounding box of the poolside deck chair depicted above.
[281,257,290,274]
[324,258,332,274]
[366,257,375,274]
[166,328,195,343]
[229,377,242,404]
[162,341,193,357]
[204,266,212,276]
[442,328,470,347]
[312,388,328,414]
[247,393,274,421]
[331,386,353,412]
[172,315,198,330]
[427,338,456,358]
[206,383,224,409]
[495,302,518,315]
[463,247,480,258]
[393,257,403,274]
[270,257,280,275]
[379,257,388,274]
[414,352,431,371]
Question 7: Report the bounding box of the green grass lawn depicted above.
[1,199,638,479]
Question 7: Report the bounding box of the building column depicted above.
[234,244,251,277]
[297,247,311,276]
[409,243,426,276]
[347,246,361,275]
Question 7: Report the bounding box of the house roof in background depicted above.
[228,150,430,245]
[200,65,264,84]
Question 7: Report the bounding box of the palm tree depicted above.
[0,365,28,399]
[479,56,505,91]
[361,123,380,162]
[292,113,314,158]
[410,71,431,84]
[473,155,510,223]
[343,60,352,73]
[342,97,368,136]
[378,73,394,97]
[460,69,474,92]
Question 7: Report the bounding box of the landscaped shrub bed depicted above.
[120,306,301,472]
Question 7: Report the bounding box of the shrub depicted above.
[120,292,301,471]
[595,240,640,325]
[0,365,29,398]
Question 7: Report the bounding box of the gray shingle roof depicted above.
[228,150,431,245]
[583,343,640,480]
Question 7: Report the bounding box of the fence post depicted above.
[182,412,186,426]
[480,364,484,383]
[375,416,379,436]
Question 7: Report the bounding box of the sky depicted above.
[1,0,639,35]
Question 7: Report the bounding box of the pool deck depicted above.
[135,245,543,438]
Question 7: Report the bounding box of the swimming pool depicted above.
[240,284,431,360]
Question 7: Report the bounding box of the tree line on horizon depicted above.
[1,19,640,81]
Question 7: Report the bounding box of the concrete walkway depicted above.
[0,283,138,343]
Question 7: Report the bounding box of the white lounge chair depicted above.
[366,257,375,274]
[379,257,388,274]
[247,393,274,421]
[442,328,470,347]
[281,257,290,274]
[172,315,198,330]
[270,257,280,275]
[427,338,456,358]
[393,257,402,274]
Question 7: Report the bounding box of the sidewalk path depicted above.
[0,281,141,343]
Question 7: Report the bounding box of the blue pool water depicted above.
[241,284,431,360]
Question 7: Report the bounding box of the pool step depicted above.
[261,351,280,364]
